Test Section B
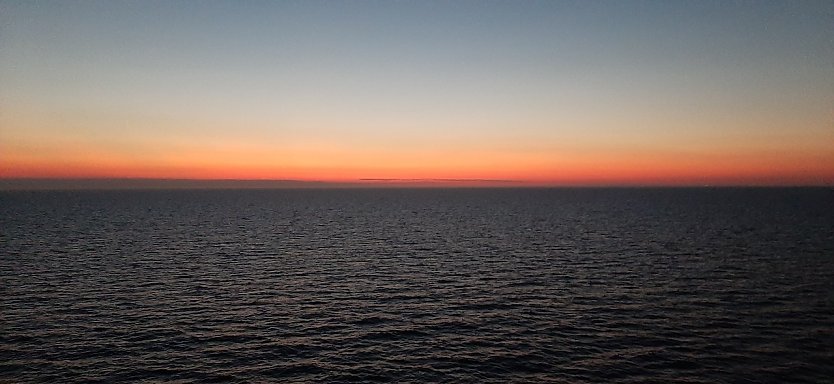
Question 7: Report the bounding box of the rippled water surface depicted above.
[2,188,833,383]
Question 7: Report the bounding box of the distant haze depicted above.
[0,178,528,190]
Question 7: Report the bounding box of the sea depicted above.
[1,188,832,383]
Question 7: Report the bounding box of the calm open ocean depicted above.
[1,188,833,383]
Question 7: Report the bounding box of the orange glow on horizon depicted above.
[2,112,832,187]
[3,144,832,186]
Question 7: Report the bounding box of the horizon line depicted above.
[0,177,832,191]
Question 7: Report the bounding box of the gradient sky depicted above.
[1,0,832,185]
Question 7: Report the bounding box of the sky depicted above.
[1,0,832,186]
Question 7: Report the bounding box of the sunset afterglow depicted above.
[1,1,832,186]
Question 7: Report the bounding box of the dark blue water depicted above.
[2,188,833,383]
